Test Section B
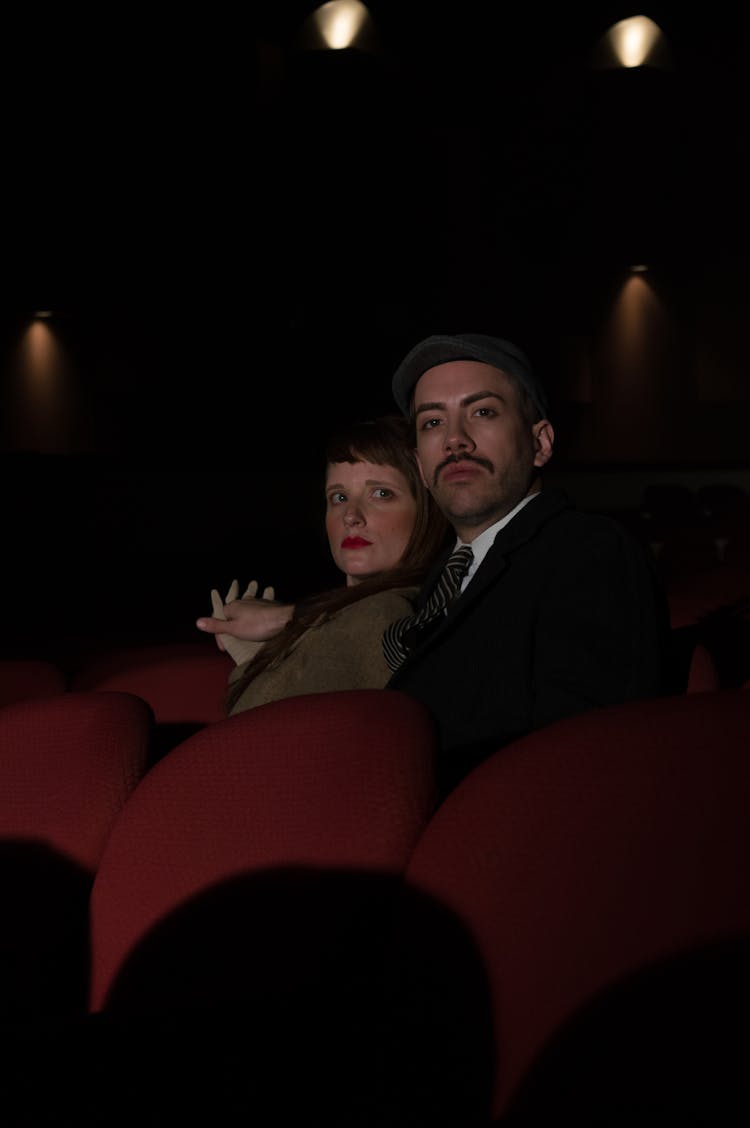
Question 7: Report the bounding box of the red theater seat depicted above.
[385,690,750,1124]
[88,688,438,1015]
[82,688,437,1122]
[0,658,67,707]
[0,690,152,1022]
[69,641,234,725]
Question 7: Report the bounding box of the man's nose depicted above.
[445,417,475,453]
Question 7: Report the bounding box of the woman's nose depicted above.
[343,506,364,527]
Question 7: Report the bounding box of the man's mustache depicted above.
[433,454,494,486]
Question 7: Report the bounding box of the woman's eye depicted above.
[421,417,442,430]
[475,407,496,418]
[328,492,346,505]
[373,488,393,499]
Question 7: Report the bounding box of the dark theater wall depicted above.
[2,3,749,649]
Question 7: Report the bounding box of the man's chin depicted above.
[439,494,495,525]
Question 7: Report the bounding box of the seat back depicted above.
[0,657,67,707]
[69,641,234,725]
[88,688,438,1015]
[84,689,437,1120]
[686,640,721,692]
[386,690,750,1122]
[666,562,750,629]
[0,690,153,1020]
[69,640,235,761]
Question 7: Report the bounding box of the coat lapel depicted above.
[409,488,573,651]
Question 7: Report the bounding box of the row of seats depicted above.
[0,643,235,763]
[1,683,749,1123]
[637,481,750,571]
[665,562,749,690]
[0,622,736,726]
[0,645,233,718]
[2,550,747,726]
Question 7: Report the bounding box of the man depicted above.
[384,332,671,797]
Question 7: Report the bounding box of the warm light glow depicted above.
[613,275,660,361]
[24,322,59,392]
[312,0,369,50]
[582,270,674,461]
[8,320,76,452]
[613,16,661,68]
[591,15,670,70]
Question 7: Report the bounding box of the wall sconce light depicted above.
[295,1,379,54]
[590,15,673,71]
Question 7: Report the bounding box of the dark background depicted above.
[2,3,748,654]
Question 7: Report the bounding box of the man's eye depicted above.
[475,407,496,418]
[421,418,442,430]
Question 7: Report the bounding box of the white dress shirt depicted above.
[456,491,541,592]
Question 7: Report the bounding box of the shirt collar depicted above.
[456,490,541,587]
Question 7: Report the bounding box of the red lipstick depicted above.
[341,536,372,548]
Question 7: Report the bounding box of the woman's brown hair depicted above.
[225,414,451,712]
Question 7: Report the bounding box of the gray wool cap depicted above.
[391,332,549,420]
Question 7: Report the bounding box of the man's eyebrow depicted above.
[463,390,506,407]
[415,390,506,415]
[414,401,446,416]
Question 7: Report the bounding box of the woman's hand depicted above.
[210,580,272,666]
[197,578,294,665]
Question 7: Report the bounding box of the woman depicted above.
[196,415,450,715]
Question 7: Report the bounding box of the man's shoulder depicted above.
[552,502,645,546]
[498,489,652,565]
[531,489,643,542]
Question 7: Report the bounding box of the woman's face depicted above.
[325,458,418,586]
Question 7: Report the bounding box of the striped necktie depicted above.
[383,544,474,673]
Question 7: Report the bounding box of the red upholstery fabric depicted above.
[69,641,234,725]
[686,641,721,693]
[0,658,67,707]
[0,690,153,872]
[666,563,750,629]
[389,690,750,1121]
[0,690,152,1022]
[88,688,438,1013]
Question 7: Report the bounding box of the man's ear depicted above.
[532,420,554,467]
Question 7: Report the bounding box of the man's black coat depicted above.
[388,488,671,797]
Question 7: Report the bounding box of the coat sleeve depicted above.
[229,588,418,713]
